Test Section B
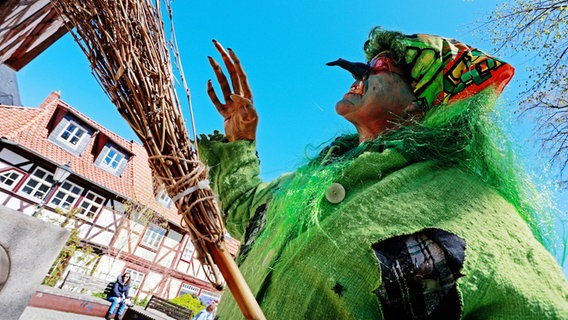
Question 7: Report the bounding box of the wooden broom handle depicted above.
[206,242,266,320]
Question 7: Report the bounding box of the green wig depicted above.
[264,28,559,261]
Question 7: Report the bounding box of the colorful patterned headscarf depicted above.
[364,28,515,111]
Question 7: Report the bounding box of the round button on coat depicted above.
[325,182,346,204]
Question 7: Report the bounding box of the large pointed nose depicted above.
[326,58,370,81]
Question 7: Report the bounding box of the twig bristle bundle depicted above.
[51,0,225,287]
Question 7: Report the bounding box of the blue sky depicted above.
[19,0,512,180]
[16,1,567,270]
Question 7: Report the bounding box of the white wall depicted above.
[93,255,126,282]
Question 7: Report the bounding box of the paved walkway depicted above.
[20,305,175,320]
[20,307,102,319]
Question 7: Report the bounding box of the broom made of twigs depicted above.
[50,0,265,318]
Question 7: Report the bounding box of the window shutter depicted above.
[76,128,93,155]
[48,118,68,143]
[94,145,109,167]
[116,155,128,176]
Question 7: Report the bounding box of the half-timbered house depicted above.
[0,91,236,302]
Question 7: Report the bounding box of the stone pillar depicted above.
[0,206,69,319]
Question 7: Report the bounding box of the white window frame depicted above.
[141,224,166,250]
[58,120,87,147]
[0,169,23,190]
[156,189,173,208]
[101,146,125,170]
[20,167,54,200]
[179,283,200,297]
[181,239,195,261]
[77,191,104,219]
[125,269,145,296]
[49,180,84,210]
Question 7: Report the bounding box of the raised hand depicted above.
[207,40,258,142]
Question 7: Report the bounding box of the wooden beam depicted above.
[0,1,52,50]
[0,0,20,24]
[5,7,68,70]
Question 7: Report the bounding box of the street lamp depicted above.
[32,162,73,217]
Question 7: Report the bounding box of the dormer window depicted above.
[48,116,93,156]
[103,147,124,170]
[95,144,128,176]
[59,121,86,146]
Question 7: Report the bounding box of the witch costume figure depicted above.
[198,28,568,319]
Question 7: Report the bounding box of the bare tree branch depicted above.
[475,0,568,186]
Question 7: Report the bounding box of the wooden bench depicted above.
[60,271,113,295]
[145,295,193,320]
[30,286,159,320]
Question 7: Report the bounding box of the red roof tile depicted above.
[0,92,181,224]
[0,105,39,137]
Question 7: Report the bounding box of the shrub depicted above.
[135,296,149,307]
[169,294,205,315]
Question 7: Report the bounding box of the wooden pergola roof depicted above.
[0,0,67,70]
